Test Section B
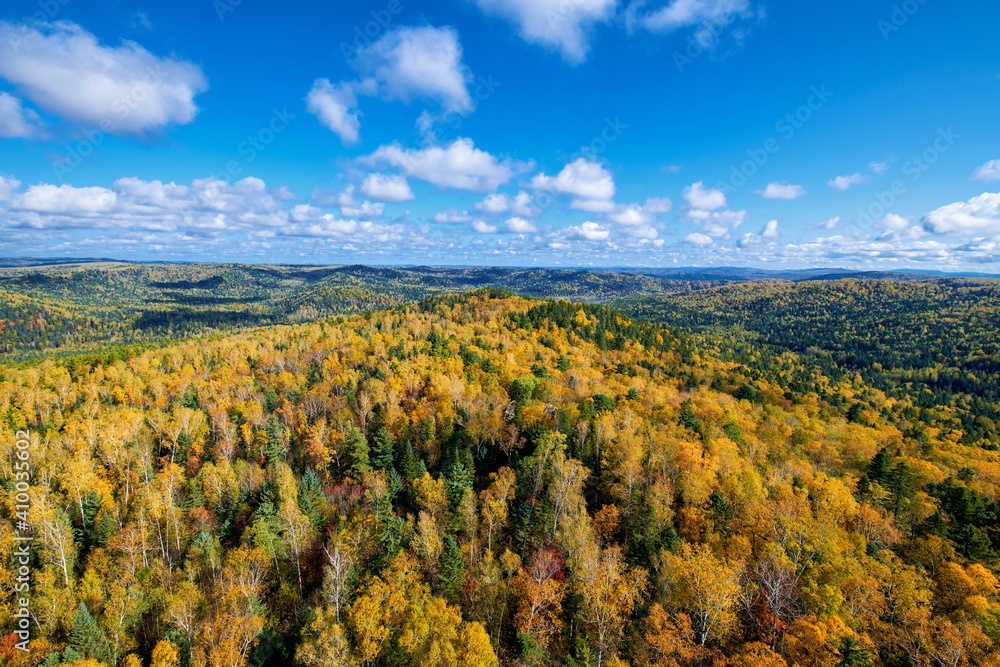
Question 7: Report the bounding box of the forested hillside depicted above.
[2,290,998,667]
[0,263,724,360]
[617,279,1000,450]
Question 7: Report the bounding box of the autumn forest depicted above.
[2,266,1000,667]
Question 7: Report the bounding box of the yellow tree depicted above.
[576,545,648,667]
[658,543,743,646]
[514,547,566,655]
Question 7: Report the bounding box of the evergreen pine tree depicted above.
[868,447,892,484]
[265,416,285,467]
[400,442,420,481]
[835,637,872,667]
[890,460,916,517]
[371,426,396,471]
[65,602,112,666]
[345,428,370,477]
[439,536,465,603]
[444,454,473,512]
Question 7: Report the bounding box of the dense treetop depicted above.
[0,289,998,666]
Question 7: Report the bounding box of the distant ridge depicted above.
[1,258,998,280]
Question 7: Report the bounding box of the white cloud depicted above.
[756,181,805,200]
[475,191,540,216]
[0,92,42,138]
[12,183,117,215]
[353,26,473,114]
[606,198,670,238]
[0,21,207,135]
[565,221,610,241]
[531,158,616,207]
[505,216,537,233]
[359,173,415,202]
[878,213,910,233]
[311,186,386,219]
[366,137,522,192]
[739,219,778,246]
[433,207,472,223]
[6,177,287,231]
[473,219,499,233]
[306,78,371,145]
[0,174,21,201]
[610,204,653,226]
[628,0,758,48]
[817,216,840,230]
[972,160,1000,182]
[762,218,780,238]
[684,206,747,238]
[644,197,673,213]
[923,192,1000,234]
[684,232,714,245]
[683,181,726,210]
[869,160,890,175]
[829,173,866,190]
[470,0,617,64]
[570,198,617,213]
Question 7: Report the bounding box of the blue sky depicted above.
[0,0,998,269]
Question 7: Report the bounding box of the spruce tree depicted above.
[265,416,285,467]
[64,602,112,666]
[868,447,892,484]
[371,426,396,471]
[439,536,465,603]
[345,428,370,477]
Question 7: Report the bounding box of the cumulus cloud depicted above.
[305,79,370,145]
[505,216,537,233]
[476,191,540,216]
[756,181,805,200]
[605,198,670,239]
[531,158,615,209]
[627,0,759,49]
[353,26,472,114]
[683,181,726,210]
[308,26,473,142]
[0,174,22,201]
[565,221,610,241]
[365,137,522,192]
[684,232,714,245]
[470,0,617,64]
[6,177,287,231]
[0,92,42,138]
[739,219,780,246]
[472,219,499,233]
[0,21,207,135]
[869,160,890,175]
[829,173,866,190]
[973,160,1000,182]
[923,192,1000,234]
[433,207,472,223]
[817,216,840,230]
[359,173,415,202]
[311,186,386,219]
